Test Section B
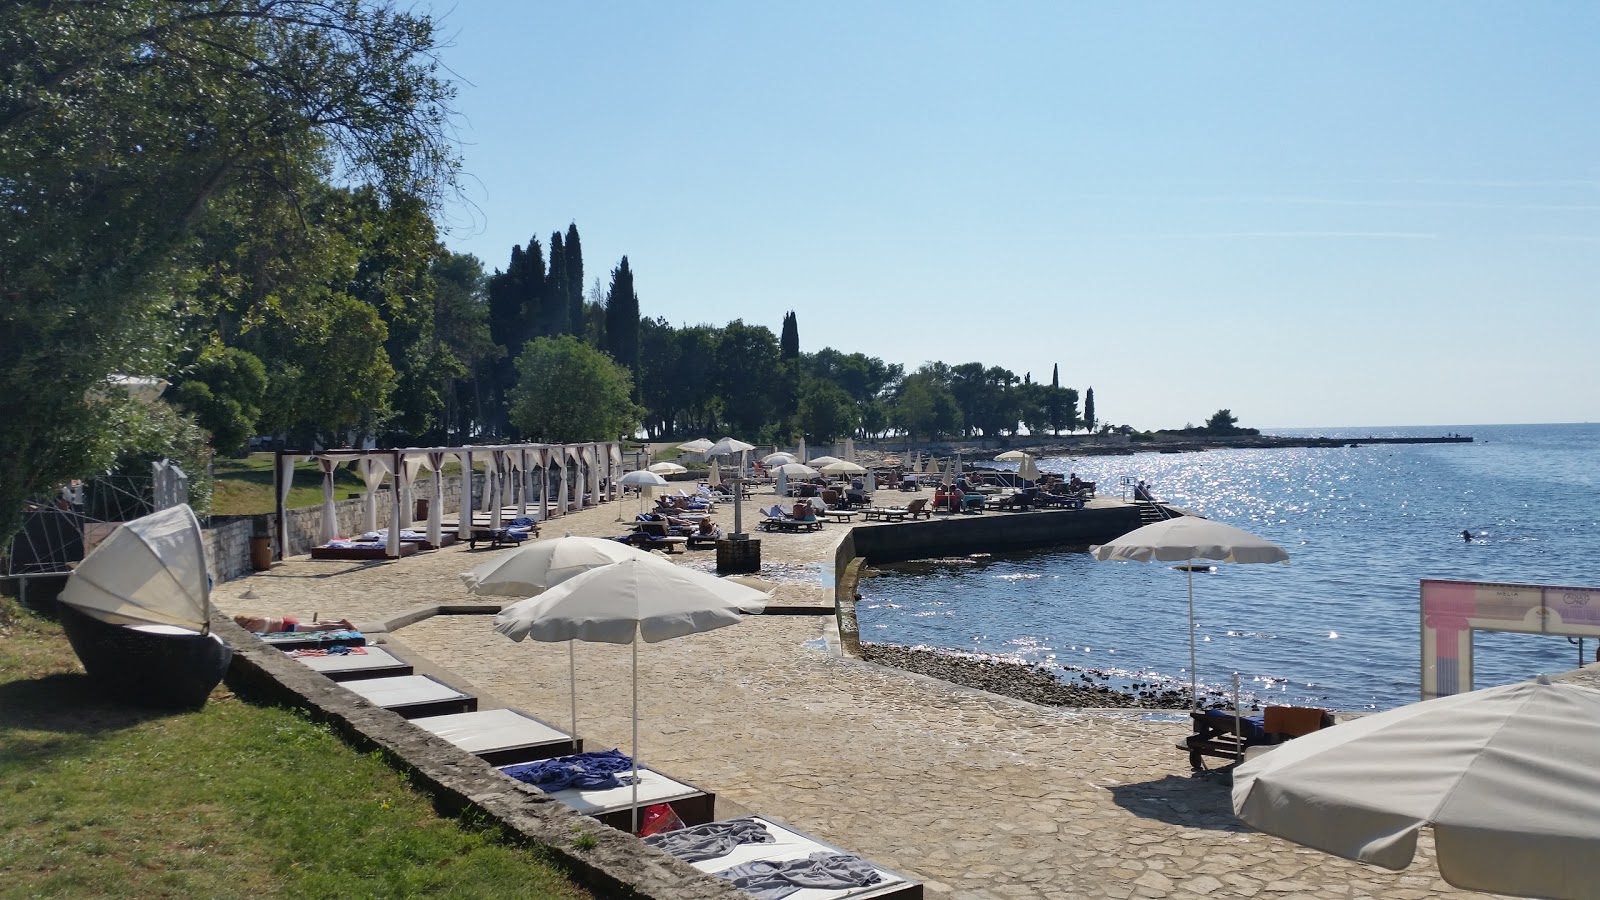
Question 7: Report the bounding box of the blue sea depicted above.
[857,423,1600,711]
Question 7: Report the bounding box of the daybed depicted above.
[648,815,922,899]
[499,753,717,833]
[310,539,421,561]
[341,674,477,719]
[287,645,413,681]
[412,708,581,765]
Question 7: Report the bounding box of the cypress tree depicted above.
[543,231,570,337]
[1084,387,1096,433]
[565,223,584,336]
[779,311,799,360]
[605,256,640,377]
[1051,363,1059,389]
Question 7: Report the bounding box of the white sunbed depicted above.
[497,761,716,831]
[682,816,920,900]
[410,708,580,764]
[342,674,477,719]
[292,646,412,681]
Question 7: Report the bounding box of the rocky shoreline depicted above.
[860,643,1202,710]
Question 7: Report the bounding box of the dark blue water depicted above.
[858,423,1600,710]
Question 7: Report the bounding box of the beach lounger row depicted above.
[862,498,930,521]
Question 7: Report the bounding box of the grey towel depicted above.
[643,816,774,862]
[714,850,882,900]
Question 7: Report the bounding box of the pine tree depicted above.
[779,311,799,360]
[565,223,584,336]
[604,256,640,378]
[1084,387,1096,433]
[543,231,570,337]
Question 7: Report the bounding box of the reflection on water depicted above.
[860,424,1600,711]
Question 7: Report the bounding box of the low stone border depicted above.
[833,556,866,659]
[212,614,744,900]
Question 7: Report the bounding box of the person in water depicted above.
[1462,529,1473,542]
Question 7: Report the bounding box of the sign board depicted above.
[1421,579,1600,699]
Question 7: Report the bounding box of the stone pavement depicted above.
[213,493,1499,900]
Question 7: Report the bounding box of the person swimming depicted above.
[1462,529,1473,542]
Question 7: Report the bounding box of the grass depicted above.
[210,455,470,517]
[0,600,592,900]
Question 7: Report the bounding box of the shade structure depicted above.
[1090,516,1287,706]
[707,437,755,457]
[647,462,687,475]
[59,505,210,632]
[1234,676,1600,899]
[820,460,866,476]
[462,535,662,740]
[760,452,796,466]
[494,558,769,833]
[843,438,857,462]
[806,455,842,469]
[774,463,819,479]
[993,450,1031,462]
[707,458,720,487]
[677,438,713,454]
[620,469,669,489]
[1017,456,1041,483]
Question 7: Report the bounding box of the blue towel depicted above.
[502,749,637,791]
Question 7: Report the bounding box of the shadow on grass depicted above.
[0,672,184,764]
[1105,773,1245,832]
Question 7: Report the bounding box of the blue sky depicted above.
[431,2,1599,430]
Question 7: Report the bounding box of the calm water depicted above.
[858,423,1600,710]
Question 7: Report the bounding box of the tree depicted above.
[711,320,780,436]
[779,312,800,360]
[509,336,642,442]
[1083,387,1096,433]
[637,317,681,438]
[484,237,543,432]
[604,257,640,378]
[429,251,498,441]
[777,312,801,429]
[564,224,585,337]
[797,380,858,443]
[171,348,268,455]
[893,370,962,440]
[0,0,458,546]
[541,231,570,338]
[1205,409,1240,434]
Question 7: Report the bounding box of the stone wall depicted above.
[846,504,1147,564]
[202,517,256,584]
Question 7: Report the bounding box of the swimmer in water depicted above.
[1462,529,1472,542]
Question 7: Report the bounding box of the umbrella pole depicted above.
[1189,559,1198,710]
[630,638,640,835]
[569,640,578,739]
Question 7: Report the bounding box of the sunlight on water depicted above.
[860,424,1600,710]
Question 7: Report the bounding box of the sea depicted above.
[857,423,1600,711]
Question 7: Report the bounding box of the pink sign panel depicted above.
[1421,579,1600,700]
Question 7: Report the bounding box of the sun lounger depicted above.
[310,540,421,561]
[656,815,922,899]
[411,708,581,765]
[288,645,413,681]
[862,506,908,522]
[686,527,722,548]
[615,531,689,553]
[342,674,477,719]
[256,628,366,650]
[497,757,716,832]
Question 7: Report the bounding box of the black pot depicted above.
[58,603,233,709]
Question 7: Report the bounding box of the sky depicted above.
[428,2,1600,430]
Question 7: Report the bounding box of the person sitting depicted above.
[233,614,355,634]
[1133,479,1155,502]
[1069,472,1084,494]
[697,517,719,536]
[846,477,869,506]
[791,501,817,522]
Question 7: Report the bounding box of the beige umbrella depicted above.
[1235,675,1600,899]
[494,558,768,833]
[677,438,713,454]
[993,450,1031,462]
[761,452,796,466]
[647,462,687,475]
[1091,517,1287,708]
[807,455,843,468]
[708,458,720,488]
[821,460,866,476]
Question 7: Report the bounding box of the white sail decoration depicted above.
[60,505,211,633]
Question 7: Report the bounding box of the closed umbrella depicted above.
[843,438,857,462]
[1234,675,1600,899]
[1017,456,1040,484]
[495,558,768,833]
[462,535,660,736]
[708,458,720,488]
[1090,516,1287,707]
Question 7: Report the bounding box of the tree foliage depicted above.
[797,380,858,444]
[509,336,642,442]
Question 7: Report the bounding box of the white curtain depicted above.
[557,448,570,516]
[318,457,339,544]
[486,450,504,530]
[515,448,529,517]
[425,452,445,546]
[360,456,390,533]
[457,450,474,539]
[277,454,300,558]
[387,453,405,557]
[401,454,428,526]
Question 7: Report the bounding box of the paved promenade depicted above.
[213,493,1497,900]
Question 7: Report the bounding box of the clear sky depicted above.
[430,2,1599,430]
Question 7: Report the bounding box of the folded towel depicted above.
[503,749,637,791]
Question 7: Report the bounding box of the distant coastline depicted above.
[964,433,1473,459]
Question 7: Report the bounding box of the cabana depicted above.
[273,441,624,561]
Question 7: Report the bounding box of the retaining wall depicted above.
[846,505,1148,564]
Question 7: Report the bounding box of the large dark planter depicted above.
[58,603,233,709]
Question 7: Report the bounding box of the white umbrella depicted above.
[620,469,669,517]
[843,438,857,463]
[677,438,713,455]
[1018,456,1040,483]
[707,437,755,457]
[1090,516,1287,707]
[461,535,661,736]
[647,462,687,475]
[494,558,768,832]
[761,452,796,466]
[775,463,820,479]
[796,438,807,463]
[807,455,843,469]
[994,450,1031,462]
[821,460,866,476]
[1234,675,1600,899]
[708,458,720,488]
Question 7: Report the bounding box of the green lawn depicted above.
[210,455,469,517]
[0,600,591,900]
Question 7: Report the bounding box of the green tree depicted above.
[0,0,457,546]
[711,320,780,436]
[429,251,498,442]
[893,370,962,440]
[258,295,397,445]
[1083,387,1096,433]
[542,231,570,338]
[797,380,859,443]
[779,312,800,360]
[172,348,268,455]
[637,316,681,438]
[604,257,641,379]
[509,336,642,442]
[1205,409,1240,434]
[564,224,585,337]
